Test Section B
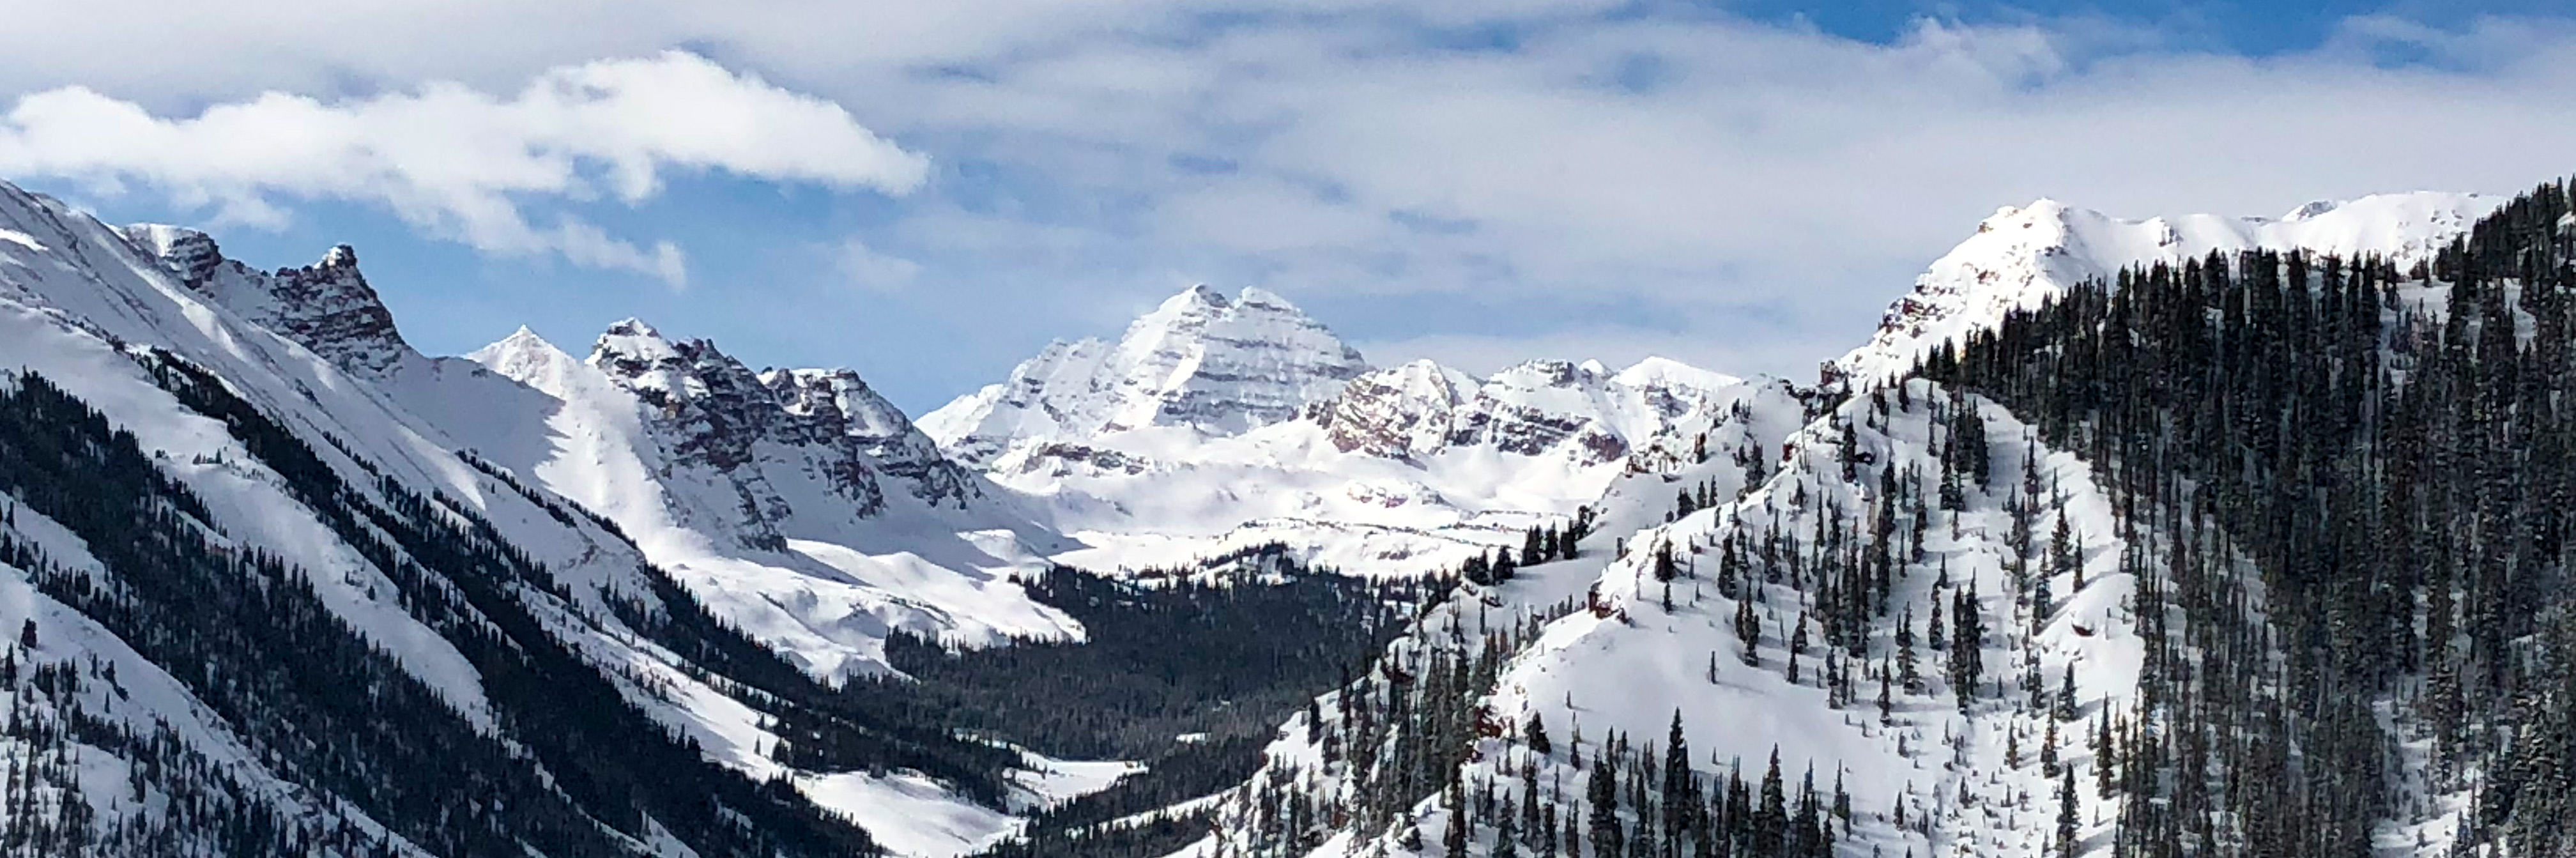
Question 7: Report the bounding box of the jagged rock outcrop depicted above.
[123,224,413,376]
[588,320,887,546]
[764,367,980,507]
[1312,357,1761,468]
[1445,360,1637,463]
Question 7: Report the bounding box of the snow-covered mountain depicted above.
[921,284,1369,466]
[1,180,1035,855]
[1829,191,2501,386]
[123,224,417,378]
[0,184,1152,857]
[926,286,1811,579]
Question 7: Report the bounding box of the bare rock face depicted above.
[125,225,412,376]
[1312,360,1476,461]
[587,320,886,548]
[762,367,981,508]
[1445,360,1636,464]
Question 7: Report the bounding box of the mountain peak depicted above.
[763,367,984,507]
[1168,282,1230,309]
[923,284,1368,463]
[469,326,578,383]
[1614,356,1744,394]
[602,317,664,340]
[589,319,718,400]
[592,318,691,371]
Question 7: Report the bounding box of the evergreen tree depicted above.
[1753,748,1785,857]
[1588,753,1623,858]
[1663,712,1697,849]
[2056,766,2078,857]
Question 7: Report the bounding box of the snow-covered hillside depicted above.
[1156,358,2295,858]
[1830,192,2501,387]
[930,286,1813,579]
[1,181,831,852]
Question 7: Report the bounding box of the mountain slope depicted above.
[15,162,2565,858]
[459,321,1082,682]
[1176,376,2168,858]
[0,182,908,855]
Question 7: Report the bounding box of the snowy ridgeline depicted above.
[1829,192,2501,387]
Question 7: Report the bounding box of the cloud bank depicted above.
[3,4,2573,402]
[0,51,928,286]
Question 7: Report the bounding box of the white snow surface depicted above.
[1011,362,1807,578]
[1832,191,2501,386]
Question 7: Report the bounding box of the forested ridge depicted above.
[1921,178,2576,856]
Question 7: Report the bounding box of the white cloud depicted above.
[878,11,2576,381]
[0,51,926,286]
[833,238,923,291]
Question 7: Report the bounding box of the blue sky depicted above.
[3,1,2573,413]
